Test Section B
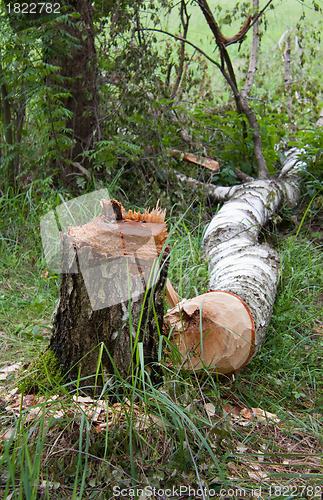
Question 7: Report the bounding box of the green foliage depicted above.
[1,0,322,195]
[295,129,323,200]
[0,7,86,190]
[87,138,144,175]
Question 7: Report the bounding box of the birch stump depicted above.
[48,200,169,392]
[164,149,304,374]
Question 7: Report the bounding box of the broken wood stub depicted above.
[49,200,169,392]
[171,149,220,172]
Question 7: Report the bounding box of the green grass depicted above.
[0,183,60,366]
[247,235,323,418]
[0,183,322,498]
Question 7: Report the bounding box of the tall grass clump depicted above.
[0,181,62,364]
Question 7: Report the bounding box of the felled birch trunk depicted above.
[164,150,304,374]
[48,200,169,392]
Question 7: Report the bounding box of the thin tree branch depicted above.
[196,0,239,90]
[235,93,269,179]
[222,0,275,47]
[137,28,223,71]
[139,6,270,179]
[72,161,101,190]
[220,14,252,47]
[165,61,173,88]
[233,168,254,183]
[170,0,190,99]
[242,0,260,96]
[317,108,323,128]
[195,0,269,178]
[283,34,293,120]
[283,36,291,89]
[176,170,242,201]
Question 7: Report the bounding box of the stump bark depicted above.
[48,200,169,392]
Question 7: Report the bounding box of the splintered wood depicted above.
[67,199,168,262]
[171,149,220,171]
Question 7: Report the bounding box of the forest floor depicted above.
[0,185,322,499]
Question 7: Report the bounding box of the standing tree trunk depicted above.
[164,150,304,374]
[242,0,260,97]
[3,1,100,190]
[43,0,100,188]
[47,200,169,393]
[0,56,17,191]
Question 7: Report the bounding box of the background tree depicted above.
[0,0,321,199]
[42,0,100,188]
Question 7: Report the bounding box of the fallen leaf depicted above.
[247,470,269,480]
[204,402,217,418]
[223,404,241,416]
[236,443,248,453]
[240,408,254,420]
[40,480,60,490]
[239,407,280,424]
[0,427,16,441]
[72,395,94,404]
[251,407,280,423]
[0,363,22,380]
[234,416,252,427]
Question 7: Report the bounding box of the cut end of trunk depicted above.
[60,199,169,311]
[164,290,255,374]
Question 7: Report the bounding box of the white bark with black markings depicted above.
[203,150,303,352]
[165,150,305,373]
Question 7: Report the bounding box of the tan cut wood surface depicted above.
[164,290,255,374]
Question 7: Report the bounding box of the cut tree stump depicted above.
[48,200,169,393]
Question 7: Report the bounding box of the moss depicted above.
[18,349,63,394]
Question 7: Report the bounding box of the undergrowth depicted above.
[0,183,322,499]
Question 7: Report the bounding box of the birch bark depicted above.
[202,151,302,352]
[164,150,305,374]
